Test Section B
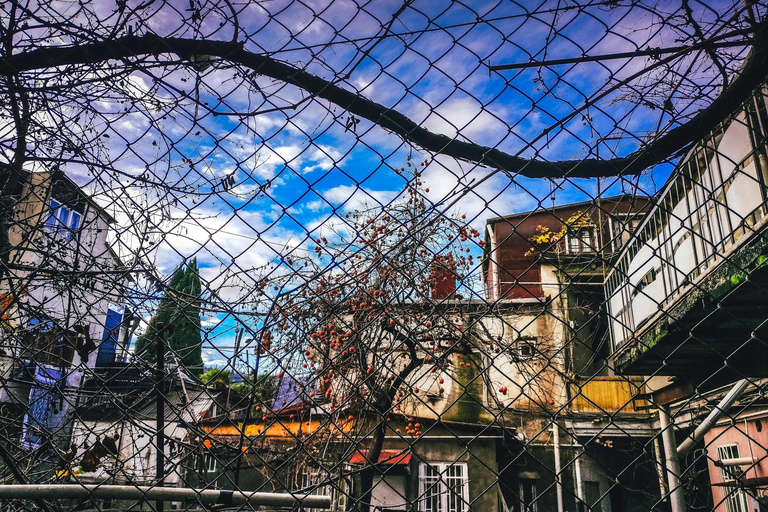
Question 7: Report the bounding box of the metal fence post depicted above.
[156,321,165,512]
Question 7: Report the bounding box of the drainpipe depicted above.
[226,327,243,414]
[659,406,687,512]
[564,428,586,512]
[677,379,749,458]
[552,421,564,512]
[653,437,669,502]
[574,448,585,512]
[717,457,757,467]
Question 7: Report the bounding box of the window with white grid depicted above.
[567,225,597,254]
[418,463,469,512]
[294,466,332,512]
[716,444,750,512]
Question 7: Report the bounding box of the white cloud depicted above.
[418,155,539,228]
[302,145,344,173]
[304,200,326,212]
[322,184,398,211]
[417,97,512,146]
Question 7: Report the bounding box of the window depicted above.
[293,466,333,512]
[567,226,597,254]
[511,337,537,362]
[519,479,537,512]
[584,481,604,512]
[46,198,81,239]
[611,214,645,252]
[418,463,469,512]
[717,444,750,512]
[336,475,353,512]
[26,319,76,367]
[204,453,217,473]
[96,306,124,367]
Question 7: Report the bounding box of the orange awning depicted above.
[349,450,412,465]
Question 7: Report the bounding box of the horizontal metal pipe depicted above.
[0,485,332,508]
[718,457,757,467]
[714,408,768,424]
[383,435,503,440]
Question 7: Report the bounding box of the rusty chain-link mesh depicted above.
[1,1,768,511]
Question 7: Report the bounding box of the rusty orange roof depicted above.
[349,449,411,465]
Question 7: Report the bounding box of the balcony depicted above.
[612,231,768,385]
[568,376,647,415]
[567,376,655,437]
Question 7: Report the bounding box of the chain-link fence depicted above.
[1,1,767,512]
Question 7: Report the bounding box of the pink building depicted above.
[704,407,768,512]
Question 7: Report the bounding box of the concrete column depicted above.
[553,421,564,512]
[659,406,687,512]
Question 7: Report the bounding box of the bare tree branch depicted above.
[1,24,766,179]
[682,0,730,91]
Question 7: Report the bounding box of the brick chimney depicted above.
[430,255,457,300]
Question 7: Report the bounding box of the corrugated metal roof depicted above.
[133,386,224,423]
[272,374,320,412]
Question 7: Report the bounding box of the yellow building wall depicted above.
[569,377,647,413]
[203,418,354,441]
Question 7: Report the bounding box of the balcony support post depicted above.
[659,405,687,512]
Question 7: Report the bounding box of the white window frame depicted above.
[567,225,597,254]
[336,473,353,512]
[716,444,750,512]
[519,479,538,512]
[295,466,332,512]
[46,198,82,239]
[204,453,217,473]
[418,462,469,512]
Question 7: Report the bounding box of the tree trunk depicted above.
[359,415,387,512]
[358,355,418,512]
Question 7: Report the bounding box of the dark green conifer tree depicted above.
[135,259,204,375]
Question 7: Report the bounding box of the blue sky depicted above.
[35,0,750,368]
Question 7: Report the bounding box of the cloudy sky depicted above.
[6,0,752,368]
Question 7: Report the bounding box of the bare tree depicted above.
[241,164,562,512]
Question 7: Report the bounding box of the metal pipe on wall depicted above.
[574,447,585,511]
[156,322,166,512]
[653,437,669,502]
